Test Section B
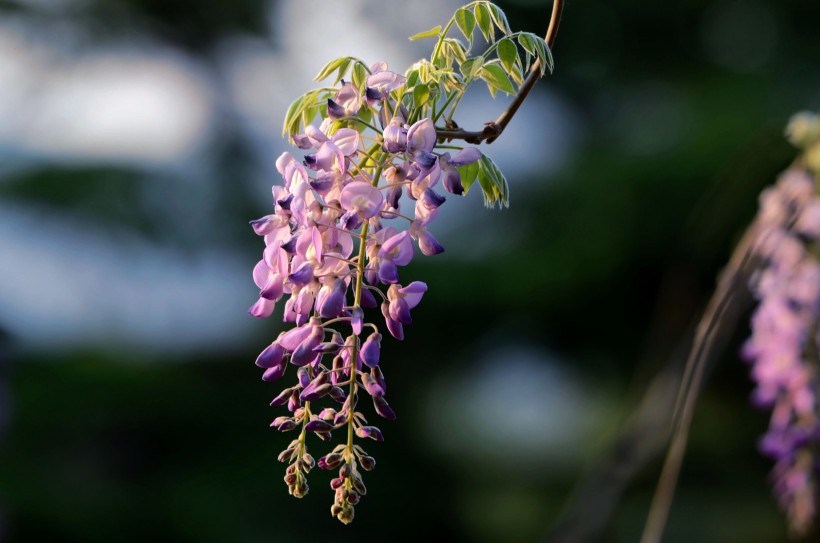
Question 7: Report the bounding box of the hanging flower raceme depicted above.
[744,160,820,535]
[246,1,553,524]
[248,62,482,523]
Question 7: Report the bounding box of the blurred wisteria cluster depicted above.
[743,113,820,536]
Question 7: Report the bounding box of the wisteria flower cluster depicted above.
[247,2,553,524]
[743,112,820,535]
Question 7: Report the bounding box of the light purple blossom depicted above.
[327,82,361,119]
[340,181,384,220]
[744,167,820,535]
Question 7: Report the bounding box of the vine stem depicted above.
[344,160,386,462]
[435,0,564,144]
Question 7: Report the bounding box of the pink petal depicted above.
[331,128,360,156]
[407,118,436,154]
[380,231,414,266]
[399,281,427,309]
[452,147,482,165]
[340,181,384,219]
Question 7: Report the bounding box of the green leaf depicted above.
[413,84,430,109]
[517,33,537,57]
[314,57,346,81]
[477,154,509,208]
[517,33,553,75]
[454,8,475,42]
[352,62,367,90]
[456,161,479,195]
[357,106,373,128]
[409,25,441,41]
[459,57,483,79]
[534,39,554,75]
[445,38,467,65]
[496,38,517,75]
[475,3,493,42]
[480,64,515,95]
[405,69,420,88]
[282,94,306,137]
[302,103,319,130]
[508,61,524,86]
[418,61,431,83]
[488,3,512,34]
[333,57,352,85]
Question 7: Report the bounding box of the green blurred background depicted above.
[0,0,818,541]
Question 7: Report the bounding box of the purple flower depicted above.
[291,323,324,366]
[407,118,436,155]
[744,167,820,535]
[300,371,331,401]
[361,372,384,397]
[381,301,403,340]
[251,48,503,525]
[340,181,384,221]
[360,333,382,368]
[373,395,396,420]
[355,426,384,441]
[365,64,406,103]
[409,199,444,256]
[327,82,361,119]
[439,148,481,195]
[316,279,346,318]
[377,231,414,284]
[383,117,408,153]
[248,297,275,318]
[387,281,427,325]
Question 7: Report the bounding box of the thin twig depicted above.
[435,0,564,145]
[543,231,759,543]
[639,223,766,543]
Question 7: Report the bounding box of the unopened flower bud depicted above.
[292,478,309,498]
[287,391,300,412]
[786,111,820,149]
[360,333,382,368]
[291,324,324,366]
[256,342,286,369]
[355,426,384,441]
[271,416,297,432]
[351,473,367,496]
[361,373,385,398]
[360,286,378,308]
[304,419,334,433]
[329,386,347,402]
[270,387,294,406]
[336,504,355,524]
[333,410,349,426]
[373,395,397,420]
[278,447,296,463]
[321,453,343,469]
[359,455,376,471]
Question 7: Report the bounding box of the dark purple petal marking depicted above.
[326,98,346,119]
